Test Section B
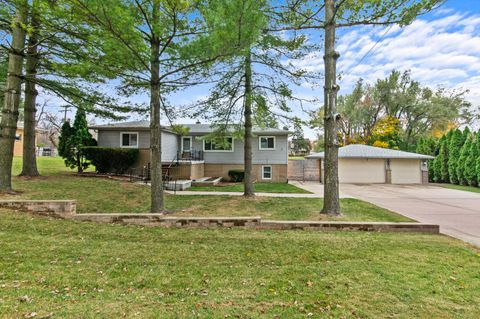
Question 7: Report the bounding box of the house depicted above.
[305,144,434,184]
[89,121,290,182]
[13,121,39,157]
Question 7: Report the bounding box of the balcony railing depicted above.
[177,149,203,161]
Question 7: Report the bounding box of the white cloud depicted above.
[333,9,480,103]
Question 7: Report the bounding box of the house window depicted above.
[15,134,22,141]
[421,160,428,171]
[120,132,138,148]
[259,136,275,150]
[182,136,192,152]
[203,137,233,152]
[262,165,272,180]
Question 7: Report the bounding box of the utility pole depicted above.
[60,105,71,123]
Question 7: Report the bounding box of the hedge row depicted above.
[417,128,480,186]
[83,147,139,174]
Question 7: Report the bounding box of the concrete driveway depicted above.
[339,183,480,247]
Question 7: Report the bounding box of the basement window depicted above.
[262,165,272,180]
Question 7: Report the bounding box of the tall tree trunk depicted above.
[149,33,164,213]
[243,49,254,197]
[321,0,341,215]
[21,1,40,177]
[0,2,28,191]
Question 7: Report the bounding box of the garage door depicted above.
[391,159,421,184]
[338,158,385,183]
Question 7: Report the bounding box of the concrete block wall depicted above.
[0,200,76,219]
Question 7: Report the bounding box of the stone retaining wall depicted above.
[73,213,438,233]
[257,220,439,233]
[0,200,439,234]
[73,215,261,228]
[0,200,76,219]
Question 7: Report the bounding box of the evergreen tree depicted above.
[416,136,437,182]
[291,121,311,155]
[476,132,480,186]
[58,120,74,159]
[465,132,479,186]
[58,108,96,173]
[457,134,472,185]
[433,136,446,183]
[441,130,453,182]
[448,129,464,184]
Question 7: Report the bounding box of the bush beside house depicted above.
[83,147,139,174]
[228,169,244,182]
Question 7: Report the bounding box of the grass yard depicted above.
[3,157,411,222]
[1,210,479,318]
[288,156,305,160]
[189,182,311,193]
[439,183,480,193]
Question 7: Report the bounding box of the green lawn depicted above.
[0,210,479,318]
[189,182,311,194]
[439,183,480,193]
[3,157,411,222]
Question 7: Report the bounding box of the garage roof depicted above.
[306,144,434,160]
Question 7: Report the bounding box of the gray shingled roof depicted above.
[90,121,290,135]
[90,120,150,129]
[306,144,434,160]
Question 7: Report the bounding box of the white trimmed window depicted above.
[203,137,234,152]
[120,132,138,148]
[262,165,272,180]
[259,136,275,150]
[181,136,192,152]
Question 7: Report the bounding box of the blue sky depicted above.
[48,0,480,138]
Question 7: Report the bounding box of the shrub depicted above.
[228,169,244,182]
[83,147,139,174]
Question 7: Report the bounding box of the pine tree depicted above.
[476,132,480,186]
[448,129,464,184]
[457,134,472,185]
[417,136,437,182]
[58,120,74,159]
[58,108,96,173]
[465,132,479,186]
[433,136,446,183]
[441,131,453,182]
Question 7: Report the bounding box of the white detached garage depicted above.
[305,144,433,184]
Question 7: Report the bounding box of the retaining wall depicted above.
[0,200,76,219]
[0,200,439,234]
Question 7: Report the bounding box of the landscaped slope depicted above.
[0,211,478,318]
[3,157,411,222]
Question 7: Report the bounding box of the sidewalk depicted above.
[165,190,319,198]
[288,181,353,198]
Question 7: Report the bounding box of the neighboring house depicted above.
[304,144,434,184]
[14,122,39,157]
[90,121,290,182]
